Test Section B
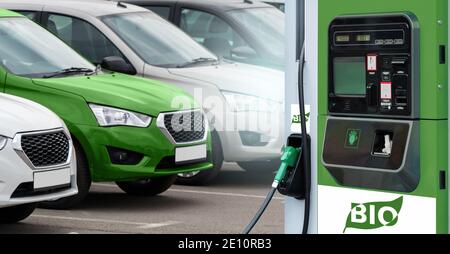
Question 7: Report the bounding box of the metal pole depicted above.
[284,0,318,234]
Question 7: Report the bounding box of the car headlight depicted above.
[222,91,280,112]
[89,104,152,127]
[0,135,8,150]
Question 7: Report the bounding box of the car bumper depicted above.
[214,110,283,162]
[70,120,213,182]
[0,138,78,208]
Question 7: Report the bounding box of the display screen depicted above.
[336,35,350,42]
[333,57,366,96]
[356,34,371,42]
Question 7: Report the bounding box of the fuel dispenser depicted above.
[247,0,448,234]
[318,0,448,233]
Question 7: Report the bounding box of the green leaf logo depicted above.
[343,196,403,233]
[345,129,361,148]
[348,130,358,145]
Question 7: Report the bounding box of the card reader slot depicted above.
[395,89,407,97]
[391,57,408,65]
[395,89,407,106]
[395,97,407,106]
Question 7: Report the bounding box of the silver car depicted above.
[1,0,284,185]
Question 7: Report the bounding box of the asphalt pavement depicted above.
[0,163,284,234]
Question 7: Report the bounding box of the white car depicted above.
[0,94,78,223]
[1,0,284,185]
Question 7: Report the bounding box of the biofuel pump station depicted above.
[316,0,448,234]
[247,0,449,234]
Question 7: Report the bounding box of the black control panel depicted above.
[328,15,417,118]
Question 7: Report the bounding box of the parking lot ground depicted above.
[0,163,284,234]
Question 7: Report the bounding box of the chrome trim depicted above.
[156,109,208,145]
[12,128,73,171]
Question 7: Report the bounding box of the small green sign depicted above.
[292,112,310,124]
[345,129,361,148]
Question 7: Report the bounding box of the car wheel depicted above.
[237,159,280,172]
[39,139,91,209]
[175,131,223,186]
[116,175,177,196]
[0,203,36,224]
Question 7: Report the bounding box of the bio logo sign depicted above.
[292,112,310,124]
[290,104,310,133]
[343,196,403,233]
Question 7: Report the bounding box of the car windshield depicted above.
[0,17,95,78]
[228,7,285,58]
[102,12,218,68]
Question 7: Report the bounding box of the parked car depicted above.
[0,8,212,208]
[125,0,285,70]
[0,91,78,222]
[2,0,284,185]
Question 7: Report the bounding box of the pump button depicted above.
[382,57,391,68]
[391,58,407,65]
[382,72,391,81]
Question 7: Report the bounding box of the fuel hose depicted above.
[242,45,310,234]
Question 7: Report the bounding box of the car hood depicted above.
[0,93,63,138]
[167,62,284,102]
[32,73,196,117]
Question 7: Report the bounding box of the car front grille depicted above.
[21,131,70,168]
[163,110,206,143]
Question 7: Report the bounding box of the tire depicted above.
[175,131,224,186]
[0,203,36,224]
[39,139,91,210]
[116,175,177,196]
[238,159,280,172]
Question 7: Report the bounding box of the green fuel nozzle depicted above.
[243,144,302,234]
[272,146,301,188]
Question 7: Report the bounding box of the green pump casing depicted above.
[318,0,448,234]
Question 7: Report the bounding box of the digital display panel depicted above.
[336,35,350,42]
[333,57,366,96]
[356,34,371,42]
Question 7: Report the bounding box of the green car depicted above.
[0,9,213,208]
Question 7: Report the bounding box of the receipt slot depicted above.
[317,0,448,234]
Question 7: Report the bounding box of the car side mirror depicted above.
[231,46,258,60]
[101,56,136,75]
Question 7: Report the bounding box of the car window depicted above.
[47,14,124,65]
[15,11,39,21]
[0,17,94,78]
[179,8,250,60]
[144,6,171,20]
[228,8,284,58]
[102,12,217,68]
